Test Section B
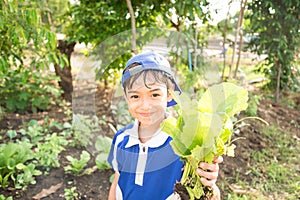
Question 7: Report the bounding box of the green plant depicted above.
[35,133,68,171]
[246,0,300,100]
[95,135,112,170]
[0,142,40,189]
[6,130,17,140]
[64,186,79,200]
[245,94,262,116]
[0,117,72,189]
[176,64,205,93]
[162,83,248,199]
[71,114,106,147]
[12,163,42,190]
[222,125,300,199]
[0,68,62,113]
[19,120,45,145]
[64,150,91,176]
[0,194,13,200]
[111,98,133,130]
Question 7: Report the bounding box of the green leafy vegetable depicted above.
[162,82,248,199]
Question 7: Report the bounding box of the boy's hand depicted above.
[196,156,223,187]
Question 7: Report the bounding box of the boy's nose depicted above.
[140,98,151,109]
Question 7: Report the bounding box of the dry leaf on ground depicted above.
[32,182,63,199]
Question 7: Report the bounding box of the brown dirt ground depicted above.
[0,85,299,200]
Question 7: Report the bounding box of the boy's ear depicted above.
[167,92,173,103]
[167,86,175,103]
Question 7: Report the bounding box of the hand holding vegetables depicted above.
[197,156,223,188]
[197,156,223,199]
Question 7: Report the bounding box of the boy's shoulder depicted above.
[115,123,134,136]
[111,123,135,143]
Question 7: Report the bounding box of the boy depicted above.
[108,52,222,200]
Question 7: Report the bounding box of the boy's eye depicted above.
[152,93,160,97]
[130,95,139,99]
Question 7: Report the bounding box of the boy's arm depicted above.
[108,172,120,200]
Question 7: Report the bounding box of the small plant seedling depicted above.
[6,130,17,140]
[0,194,13,200]
[64,150,91,176]
[64,187,79,200]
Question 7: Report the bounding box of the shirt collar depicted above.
[125,119,170,148]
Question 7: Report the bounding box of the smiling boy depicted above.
[108,52,221,200]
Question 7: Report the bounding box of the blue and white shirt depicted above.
[107,120,184,200]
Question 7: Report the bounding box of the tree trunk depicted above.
[275,63,282,102]
[221,1,232,80]
[126,0,137,54]
[54,40,76,102]
[230,0,244,78]
[234,0,247,78]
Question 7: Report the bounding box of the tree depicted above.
[0,0,63,112]
[64,0,212,79]
[62,0,167,83]
[246,0,300,101]
[0,0,58,71]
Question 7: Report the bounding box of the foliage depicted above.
[63,0,214,81]
[71,114,107,147]
[175,58,216,94]
[0,68,62,113]
[63,1,164,80]
[0,118,71,190]
[19,120,48,145]
[162,82,248,199]
[64,151,91,176]
[64,0,213,45]
[64,186,79,200]
[221,125,300,199]
[5,130,17,141]
[37,0,69,33]
[0,0,59,71]
[245,93,262,116]
[245,0,300,94]
[12,163,42,190]
[64,0,164,45]
[111,93,134,130]
[0,0,64,113]
[0,142,41,190]
[69,115,113,170]
[35,133,68,171]
[95,135,112,170]
[0,194,12,200]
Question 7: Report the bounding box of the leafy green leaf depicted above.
[198,82,248,117]
[163,82,249,199]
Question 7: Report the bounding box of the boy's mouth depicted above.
[138,112,153,117]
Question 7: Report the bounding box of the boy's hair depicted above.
[121,52,181,107]
[123,63,174,93]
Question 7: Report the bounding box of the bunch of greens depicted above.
[162,82,248,199]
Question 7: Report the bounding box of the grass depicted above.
[221,125,300,200]
[201,55,299,199]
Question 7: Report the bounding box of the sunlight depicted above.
[208,0,241,25]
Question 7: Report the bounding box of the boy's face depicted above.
[125,75,172,128]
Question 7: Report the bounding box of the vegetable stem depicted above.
[181,161,191,184]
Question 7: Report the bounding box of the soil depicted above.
[174,182,213,200]
[0,84,299,200]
